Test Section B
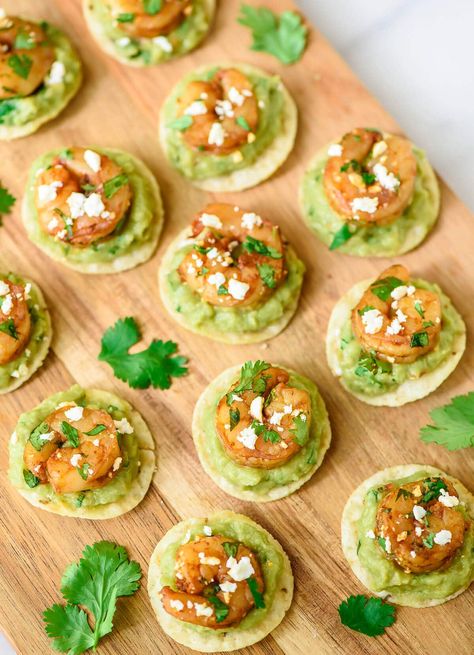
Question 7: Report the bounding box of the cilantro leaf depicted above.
[410,330,429,348]
[247,577,265,608]
[222,541,239,558]
[0,318,18,339]
[236,115,251,131]
[420,392,474,450]
[257,263,276,288]
[44,541,142,654]
[238,5,307,65]
[229,407,240,431]
[14,31,36,50]
[0,101,15,124]
[85,424,106,436]
[168,115,193,131]
[23,469,40,488]
[231,360,271,399]
[29,422,51,451]
[117,12,135,23]
[338,595,396,637]
[103,174,128,199]
[0,183,16,226]
[242,236,282,259]
[98,317,188,390]
[61,421,80,447]
[291,414,309,446]
[207,595,229,623]
[144,0,162,15]
[8,54,32,79]
[370,276,404,301]
[329,223,353,250]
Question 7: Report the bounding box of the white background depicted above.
[299,0,474,210]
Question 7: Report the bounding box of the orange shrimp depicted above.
[109,0,192,38]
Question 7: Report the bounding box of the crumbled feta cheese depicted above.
[184,100,208,116]
[361,308,384,334]
[67,192,86,218]
[434,529,452,546]
[413,505,427,521]
[232,394,243,402]
[215,99,234,118]
[220,581,237,593]
[208,122,225,147]
[384,537,392,553]
[37,181,62,205]
[200,213,222,229]
[48,61,65,85]
[283,404,293,415]
[114,418,134,434]
[372,140,387,158]
[390,285,408,300]
[169,599,184,611]
[241,212,263,230]
[415,526,422,537]
[194,602,213,617]
[406,285,416,296]
[187,264,196,276]
[153,36,172,52]
[1,293,12,315]
[0,280,9,296]
[84,149,101,173]
[327,143,343,157]
[237,426,258,450]
[48,217,59,231]
[438,489,459,507]
[84,193,105,217]
[112,457,122,472]
[70,454,82,467]
[373,163,400,191]
[117,37,131,47]
[410,550,416,559]
[365,529,375,539]
[351,196,378,214]
[203,525,212,536]
[208,272,226,289]
[249,396,264,422]
[386,318,403,336]
[206,247,219,260]
[186,600,193,609]
[269,411,284,426]
[396,308,407,324]
[226,556,255,581]
[198,552,221,566]
[228,278,249,300]
[11,363,28,378]
[228,86,245,106]
[64,406,84,422]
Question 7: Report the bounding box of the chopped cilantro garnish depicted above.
[370,276,404,301]
[421,477,447,503]
[0,318,19,340]
[61,421,80,447]
[143,0,162,15]
[77,462,90,480]
[29,422,51,451]
[229,407,240,431]
[358,305,375,316]
[251,420,280,443]
[242,236,282,259]
[14,32,36,50]
[257,263,276,288]
[355,350,392,378]
[85,424,106,436]
[236,115,251,131]
[414,300,425,318]
[207,595,229,622]
[291,414,308,446]
[396,488,414,501]
[422,533,434,549]
[329,223,353,250]
[231,361,271,400]
[410,330,429,348]
[222,542,239,558]
[246,577,265,608]
[340,159,360,173]
[103,174,129,199]
[217,285,229,295]
[8,54,32,79]
[117,12,135,22]
[23,469,40,488]
[168,115,193,131]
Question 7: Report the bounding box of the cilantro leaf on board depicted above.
[44,541,142,655]
[420,392,474,450]
[238,5,307,65]
[0,184,16,225]
[98,316,188,390]
[338,594,395,637]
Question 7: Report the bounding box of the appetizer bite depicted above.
[300,128,440,256]
[148,511,293,651]
[84,0,215,66]
[341,465,474,606]
[0,273,51,394]
[326,265,465,406]
[192,361,331,501]
[22,146,163,273]
[159,63,297,191]
[0,14,82,140]
[159,203,305,343]
[9,385,155,518]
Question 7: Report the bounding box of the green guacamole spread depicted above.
[24,148,158,268]
[300,146,439,257]
[162,68,286,180]
[87,0,213,65]
[165,244,304,337]
[357,472,474,601]
[200,371,326,496]
[0,274,50,391]
[0,23,81,131]
[159,516,285,632]
[9,386,140,511]
[336,280,464,397]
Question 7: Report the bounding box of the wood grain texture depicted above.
[0,1,473,654]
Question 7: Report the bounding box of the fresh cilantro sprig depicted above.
[0,183,16,226]
[243,236,282,259]
[338,594,395,637]
[420,392,474,450]
[43,541,142,655]
[228,360,270,403]
[98,317,188,390]
[238,5,307,65]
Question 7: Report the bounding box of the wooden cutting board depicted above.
[0,1,472,653]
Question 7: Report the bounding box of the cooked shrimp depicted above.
[352,264,441,364]
[109,0,191,38]
[34,147,132,247]
[176,68,259,154]
[375,477,468,574]
[0,278,31,365]
[324,128,417,226]
[215,363,311,469]
[23,403,122,493]
[0,16,55,100]
[178,204,287,309]
[161,534,264,628]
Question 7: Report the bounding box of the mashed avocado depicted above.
[300,145,440,257]
[23,148,162,273]
[357,471,474,602]
[158,515,285,633]
[9,386,140,511]
[161,67,286,181]
[0,273,51,392]
[164,243,304,338]
[0,22,81,137]
[336,280,464,397]
[85,0,214,65]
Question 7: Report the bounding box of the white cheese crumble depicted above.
[361,308,384,334]
[415,526,423,537]
[0,280,9,296]
[37,181,63,205]
[269,411,284,426]
[438,489,459,507]
[226,555,255,581]
[373,163,400,191]
[413,505,427,521]
[184,100,208,116]
[84,149,101,173]
[48,217,59,231]
[396,308,407,324]
[169,599,184,611]
[200,213,222,229]
[70,454,82,467]
[64,406,84,422]
[208,122,225,147]
[117,37,131,47]
[67,192,86,218]
[1,293,12,315]
[208,272,226,289]
[11,363,27,379]
[153,36,172,52]
[249,396,264,422]
[215,99,234,118]
[198,552,221,566]
[237,426,258,450]
[351,196,379,214]
[434,529,452,546]
[220,581,237,593]
[48,61,66,85]
[241,212,263,230]
[112,457,122,472]
[228,86,245,106]
[327,143,343,157]
[386,318,403,336]
[203,525,212,536]
[84,193,105,217]
[365,529,375,539]
[228,278,249,300]
[410,550,416,559]
[194,603,213,617]
[372,140,387,158]
[114,418,134,434]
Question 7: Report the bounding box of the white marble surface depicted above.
[299,0,474,210]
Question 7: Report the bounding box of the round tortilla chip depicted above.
[326,278,466,406]
[299,135,440,257]
[0,276,52,395]
[158,228,304,344]
[8,386,155,519]
[83,0,216,67]
[192,364,331,502]
[341,464,474,606]
[159,62,298,192]
[22,148,164,274]
[148,510,294,652]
